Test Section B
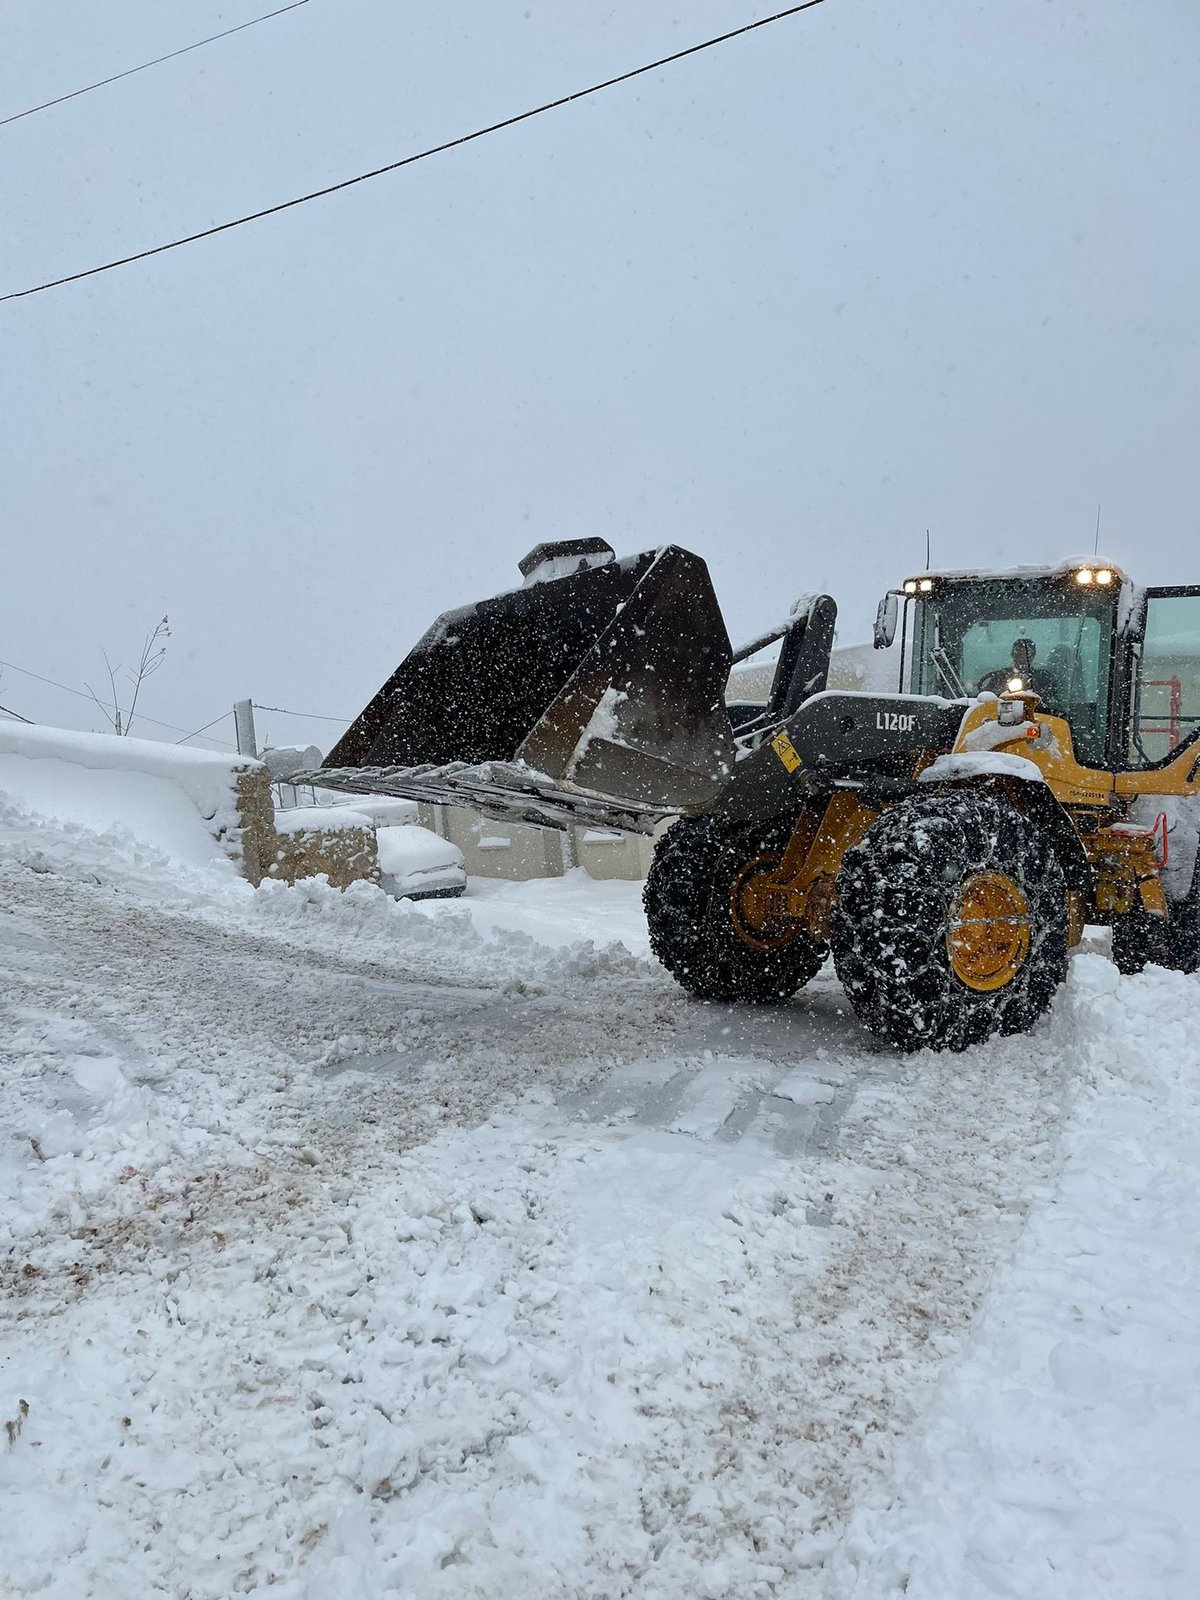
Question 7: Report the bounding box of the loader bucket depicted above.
[323,544,735,817]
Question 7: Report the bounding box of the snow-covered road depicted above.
[2,795,1198,1598]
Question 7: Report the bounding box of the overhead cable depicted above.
[0,702,34,723]
[175,711,236,745]
[1,1,312,129]
[0,657,237,746]
[253,701,349,724]
[0,0,828,303]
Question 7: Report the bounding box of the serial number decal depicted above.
[771,731,802,773]
[876,711,917,733]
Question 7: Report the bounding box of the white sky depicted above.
[3,1,1198,754]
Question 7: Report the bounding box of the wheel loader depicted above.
[306,539,1200,1051]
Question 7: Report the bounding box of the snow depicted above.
[1129,793,1200,903]
[802,688,966,710]
[2,771,1199,1599]
[414,867,653,956]
[961,715,1043,753]
[274,804,374,835]
[321,795,420,826]
[569,684,629,765]
[915,557,1126,585]
[0,721,253,778]
[832,955,1200,1598]
[0,722,255,870]
[0,756,236,870]
[919,750,1046,784]
[375,823,463,878]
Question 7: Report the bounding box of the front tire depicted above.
[830,788,1069,1051]
[643,814,826,1003]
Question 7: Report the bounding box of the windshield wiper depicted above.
[930,646,967,699]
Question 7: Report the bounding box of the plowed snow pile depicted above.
[1,786,1198,1599]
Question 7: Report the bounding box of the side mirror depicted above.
[874,591,899,650]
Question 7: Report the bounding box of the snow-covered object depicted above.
[261,744,323,781]
[322,795,420,827]
[913,555,1126,585]
[803,688,966,711]
[961,716,1044,754]
[919,750,1046,784]
[1128,793,1200,902]
[376,822,465,899]
[0,722,259,870]
[274,805,374,836]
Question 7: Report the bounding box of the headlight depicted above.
[1075,568,1094,585]
[1095,567,1113,585]
[903,580,918,595]
[918,578,934,593]
[1007,676,1024,692]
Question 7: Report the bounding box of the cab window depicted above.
[1129,592,1200,765]
[910,581,1114,766]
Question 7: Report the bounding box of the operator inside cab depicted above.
[976,636,1063,704]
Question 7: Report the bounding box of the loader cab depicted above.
[893,564,1200,773]
[899,565,1123,768]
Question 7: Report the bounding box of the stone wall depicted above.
[233,767,277,886]
[265,818,381,890]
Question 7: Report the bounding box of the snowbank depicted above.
[0,723,265,874]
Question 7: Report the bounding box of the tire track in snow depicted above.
[1,855,1071,1597]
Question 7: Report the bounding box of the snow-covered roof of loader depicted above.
[900,557,1128,585]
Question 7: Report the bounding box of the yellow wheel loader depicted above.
[307,540,1200,1051]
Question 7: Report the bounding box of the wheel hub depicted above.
[947,871,1031,992]
[730,853,796,952]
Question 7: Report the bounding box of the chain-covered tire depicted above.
[830,788,1069,1052]
[643,814,826,1003]
[1112,868,1200,977]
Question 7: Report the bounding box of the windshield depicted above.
[908,580,1116,766]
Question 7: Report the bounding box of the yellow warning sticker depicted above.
[771,731,802,773]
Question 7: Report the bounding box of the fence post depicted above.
[234,699,258,759]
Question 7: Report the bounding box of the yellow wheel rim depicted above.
[730,852,795,952]
[947,872,1031,992]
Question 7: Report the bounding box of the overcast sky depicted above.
[3,1,1198,754]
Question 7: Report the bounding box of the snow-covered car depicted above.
[376,823,466,900]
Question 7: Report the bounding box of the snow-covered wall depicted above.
[0,723,271,879]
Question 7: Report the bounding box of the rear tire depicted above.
[643,814,826,1003]
[830,788,1069,1052]
[1112,869,1200,977]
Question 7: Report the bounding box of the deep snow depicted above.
[1,774,1198,1599]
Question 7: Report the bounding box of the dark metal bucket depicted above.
[321,545,735,819]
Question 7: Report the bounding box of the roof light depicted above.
[903,580,918,595]
[1007,677,1024,692]
[1075,568,1094,585]
[1095,567,1114,586]
[918,577,934,593]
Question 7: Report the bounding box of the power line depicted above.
[253,701,349,724]
[0,658,237,746]
[0,702,34,723]
[175,711,235,745]
[0,0,828,304]
[1,1,312,130]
